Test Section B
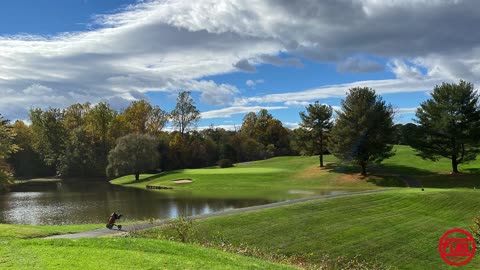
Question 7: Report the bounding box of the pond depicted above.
[0,180,354,225]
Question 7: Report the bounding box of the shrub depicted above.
[218,159,233,168]
[169,216,195,243]
[471,215,480,245]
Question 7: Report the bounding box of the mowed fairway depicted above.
[0,238,294,270]
[0,222,293,269]
[382,145,480,188]
[111,155,386,200]
[6,146,479,269]
[135,189,480,269]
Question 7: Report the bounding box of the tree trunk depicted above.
[319,135,324,167]
[452,158,459,173]
[360,162,367,176]
[135,171,140,181]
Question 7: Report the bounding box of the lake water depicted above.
[0,180,353,225]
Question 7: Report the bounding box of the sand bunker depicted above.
[172,179,193,184]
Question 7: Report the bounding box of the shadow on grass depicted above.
[120,170,185,185]
[378,164,480,188]
[322,162,406,188]
[324,162,480,189]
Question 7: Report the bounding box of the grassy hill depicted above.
[0,224,294,269]
[111,145,480,198]
[0,238,294,269]
[111,155,390,200]
[133,188,480,269]
[123,146,480,269]
[5,146,480,269]
[381,145,480,188]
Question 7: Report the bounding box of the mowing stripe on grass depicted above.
[46,188,392,239]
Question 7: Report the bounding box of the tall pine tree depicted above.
[328,87,395,176]
[299,102,333,167]
[413,80,480,173]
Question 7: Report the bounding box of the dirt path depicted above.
[45,189,391,239]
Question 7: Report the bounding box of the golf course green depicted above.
[111,154,392,200]
[3,145,480,269]
[120,145,480,269]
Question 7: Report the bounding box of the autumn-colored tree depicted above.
[171,91,200,135]
[0,114,17,191]
[30,108,66,170]
[240,109,290,156]
[8,121,52,177]
[63,103,91,130]
[85,102,115,170]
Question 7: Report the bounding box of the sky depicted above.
[1,0,479,130]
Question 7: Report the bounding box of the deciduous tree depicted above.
[29,108,66,171]
[171,91,200,135]
[0,114,17,191]
[106,133,159,181]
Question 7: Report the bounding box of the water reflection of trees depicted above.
[0,181,273,225]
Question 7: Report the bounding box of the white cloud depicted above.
[284,100,310,107]
[283,122,300,129]
[201,106,287,119]
[246,79,264,87]
[396,107,419,115]
[388,59,424,80]
[164,124,240,132]
[2,0,480,120]
[246,76,441,104]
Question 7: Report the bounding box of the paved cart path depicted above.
[45,189,390,239]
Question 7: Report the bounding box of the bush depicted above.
[169,216,195,243]
[218,159,233,168]
[471,215,480,245]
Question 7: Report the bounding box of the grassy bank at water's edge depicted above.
[133,189,480,269]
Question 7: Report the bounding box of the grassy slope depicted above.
[111,155,385,200]
[5,146,480,269]
[382,145,480,188]
[129,146,480,269]
[0,224,103,240]
[0,238,294,270]
[135,189,480,269]
[0,223,293,269]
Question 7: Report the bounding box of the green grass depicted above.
[382,145,480,188]
[6,145,480,269]
[0,223,102,240]
[111,156,385,200]
[134,189,480,269]
[0,238,294,269]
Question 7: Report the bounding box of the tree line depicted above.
[1,80,479,190]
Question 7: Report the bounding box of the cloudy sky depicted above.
[1,0,479,129]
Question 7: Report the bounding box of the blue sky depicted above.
[1,0,478,129]
[0,0,134,35]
